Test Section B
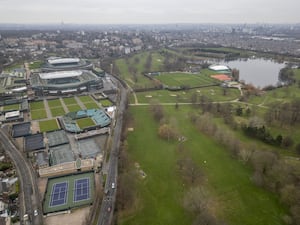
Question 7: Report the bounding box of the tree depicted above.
[177,157,203,184]
[231,68,240,81]
[183,187,209,214]
[282,136,294,148]
[296,143,300,155]
[149,101,164,122]
[158,124,177,141]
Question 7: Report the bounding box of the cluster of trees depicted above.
[265,99,300,126]
[279,67,295,85]
[190,111,300,224]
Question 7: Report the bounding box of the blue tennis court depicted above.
[74,178,90,202]
[50,182,68,207]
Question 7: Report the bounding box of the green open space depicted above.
[43,172,94,214]
[76,117,95,129]
[63,97,77,105]
[50,107,66,117]
[67,105,82,113]
[30,101,45,110]
[156,72,219,87]
[84,102,99,110]
[99,99,113,107]
[48,99,62,108]
[39,119,60,132]
[119,105,286,225]
[30,109,47,120]
[29,61,44,70]
[130,87,240,104]
[78,95,93,103]
[2,104,20,111]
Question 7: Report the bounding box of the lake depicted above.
[224,58,286,88]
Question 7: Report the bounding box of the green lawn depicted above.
[29,61,44,70]
[48,99,62,108]
[120,105,286,225]
[30,101,45,110]
[100,99,113,107]
[156,72,218,87]
[30,109,47,120]
[84,102,99,109]
[63,97,77,105]
[78,95,93,103]
[130,88,240,104]
[67,105,82,112]
[76,117,95,129]
[39,119,60,132]
[50,107,66,117]
[3,104,20,111]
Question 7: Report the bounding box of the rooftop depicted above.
[39,70,83,80]
[47,58,80,65]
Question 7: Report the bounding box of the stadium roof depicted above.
[48,58,80,65]
[209,65,230,71]
[39,70,83,79]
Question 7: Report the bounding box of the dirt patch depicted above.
[44,207,91,225]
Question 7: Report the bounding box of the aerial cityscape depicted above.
[0,1,300,225]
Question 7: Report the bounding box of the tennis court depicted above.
[43,172,94,214]
[50,182,68,207]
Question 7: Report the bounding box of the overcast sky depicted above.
[0,0,299,24]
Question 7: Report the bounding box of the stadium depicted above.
[42,57,93,72]
[60,108,111,133]
[31,70,103,96]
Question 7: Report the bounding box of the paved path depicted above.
[74,96,87,110]
[60,97,69,113]
[43,99,52,118]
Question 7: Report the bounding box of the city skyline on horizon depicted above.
[0,0,299,25]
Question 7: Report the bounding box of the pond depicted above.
[224,58,286,88]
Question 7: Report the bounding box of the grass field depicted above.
[30,109,47,120]
[78,95,93,103]
[63,97,77,105]
[67,105,82,112]
[39,119,60,132]
[156,72,219,87]
[76,117,95,129]
[30,101,45,110]
[99,99,113,107]
[29,61,44,70]
[130,88,241,104]
[3,104,20,111]
[84,102,99,109]
[119,106,286,225]
[48,99,62,108]
[50,107,66,117]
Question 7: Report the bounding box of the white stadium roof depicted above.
[47,58,80,65]
[209,65,230,71]
[39,70,83,79]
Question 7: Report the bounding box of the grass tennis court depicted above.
[31,109,47,120]
[3,104,20,111]
[48,99,61,108]
[78,95,93,103]
[30,101,47,120]
[76,117,95,129]
[39,119,60,132]
[30,101,45,110]
[84,102,99,109]
[100,99,113,107]
[67,104,82,112]
[43,172,94,214]
[63,97,77,105]
[50,107,66,117]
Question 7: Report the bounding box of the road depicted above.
[0,128,42,225]
[97,75,128,225]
